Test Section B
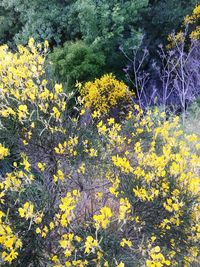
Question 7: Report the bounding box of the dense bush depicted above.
[49,41,106,89]
[0,40,199,267]
[79,73,133,118]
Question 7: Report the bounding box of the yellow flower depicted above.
[93,206,112,229]
[77,163,86,174]
[89,148,97,157]
[120,238,132,248]
[37,162,46,172]
[18,202,34,220]
[51,255,59,263]
[119,198,131,221]
[112,155,133,173]
[49,222,54,230]
[53,169,65,182]
[107,118,115,125]
[84,236,98,254]
[18,105,29,121]
[116,262,124,267]
[36,227,41,234]
[154,246,161,253]
[52,106,61,120]
[0,144,9,160]
[20,153,31,172]
[80,109,85,115]
[55,83,63,94]
[34,214,43,224]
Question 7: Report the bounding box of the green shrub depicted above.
[49,41,106,89]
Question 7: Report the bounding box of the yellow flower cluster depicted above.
[119,198,131,221]
[84,236,98,254]
[103,111,199,266]
[112,155,133,173]
[0,211,22,263]
[185,4,200,25]
[0,39,199,267]
[167,31,185,48]
[0,39,68,264]
[146,246,170,267]
[18,202,34,220]
[0,152,23,262]
[93,206,112,229]
[80,74,132,115]
[168,4,200,46]
[54,136,78,157]
[120,238,132,248]
[167,4,200,48]
[0,144,9,160]
[57,190,80,227]
[0,37,67,135]
[190,25,200,40]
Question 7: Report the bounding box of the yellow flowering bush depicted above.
[168,4,200,47]
[185,4,200,40]
[185,4,200,25]
[0,39,199,267]
[98,110,200,266]
[79,74,132,117]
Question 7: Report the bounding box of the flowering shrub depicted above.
[0,40,199,267]
[185,4,200,23]
[100,110,200,266]
[79,74,132,118]
[184,4,200,40]
[168,4,200,46]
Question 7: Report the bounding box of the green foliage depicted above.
[0,0,148,46]
[49,41,106,88]
[0,0,199,80]
[74,0,148,76]
[0,0,148,79]
[141,0,198,53]
[0,0,77,45]
[0,6,21,45]
[75,0,147,46]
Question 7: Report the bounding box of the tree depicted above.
[0,0,77,45]
[74,0,149,77]
[140,0,198,55]
[0,0,148,79]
